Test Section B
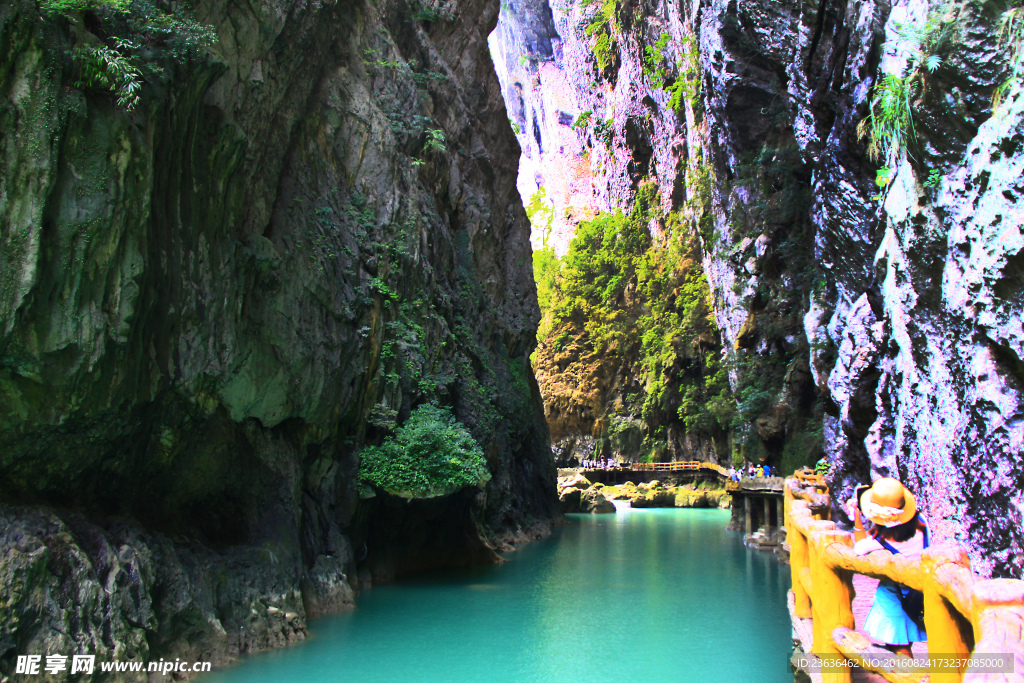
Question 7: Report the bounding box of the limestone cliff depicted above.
[494,0,1024,576]
[0,0,558,673]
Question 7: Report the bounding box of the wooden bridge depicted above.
[572,460,788,544]
[785,471,1024,682]
[578,460,731,475]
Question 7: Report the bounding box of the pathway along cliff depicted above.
[1,0,1024,678]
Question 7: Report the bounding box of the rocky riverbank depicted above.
[557,473,730,513]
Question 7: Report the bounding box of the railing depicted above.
[785,474,1024,683]
[626,461,729,476]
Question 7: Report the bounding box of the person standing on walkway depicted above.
[849,478,928,657]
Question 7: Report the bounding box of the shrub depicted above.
[584,0,618,75]
[665,35,701,112]
[643,33,671,81]
[359,404,490,497]
[995,3,1024,106]
[74,39,143,111]
[42,0,216,112]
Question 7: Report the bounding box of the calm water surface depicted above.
[206,507,792,683]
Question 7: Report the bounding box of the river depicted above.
[205,506,792,682]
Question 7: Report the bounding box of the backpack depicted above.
[878,527,929,627]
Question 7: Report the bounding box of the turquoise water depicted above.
[206,507,792,683]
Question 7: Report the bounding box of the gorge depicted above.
[1,0,1023,677]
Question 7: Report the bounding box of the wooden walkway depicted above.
[571,460,730,476]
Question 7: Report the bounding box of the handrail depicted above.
[784,474,1024,683]
[590,461,732,476]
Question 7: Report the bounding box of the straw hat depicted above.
[859,478,917,527]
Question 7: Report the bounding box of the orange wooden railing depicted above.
[785,474,1024,683]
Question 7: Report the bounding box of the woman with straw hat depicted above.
[849,477,928,657]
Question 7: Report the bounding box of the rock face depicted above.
[490,0,608,255]
[494,0,1024,576]
[0,0,559,671]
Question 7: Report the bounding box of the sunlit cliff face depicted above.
[492,0,1024,577]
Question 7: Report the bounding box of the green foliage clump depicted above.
[410,0,452,22]
[857,8,957,185]
[535,181,734,444]
[359,404,491,497]
[995,3,1024,106]
[41,0,216,112]
[40,0,128,18]
[424,128,447,153]
[571,110,593,131]
[552,183,656,351]
[584,0,618,75]
[643,33,671,81]
[368,277,398,301]
[665,35,701,113]
[74,39,142,111]
[593,116,615,149]
[861,73,917,172]
[526,188,560,342]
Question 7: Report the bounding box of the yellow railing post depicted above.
[922,546,973,682]
[969,579,1024,674]
[808,524,854,683]
[788,498,813,618]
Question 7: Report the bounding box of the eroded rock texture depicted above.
[0,0,558,673]
[495,0,1024,576]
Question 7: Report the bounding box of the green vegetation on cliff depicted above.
[532,183,732,460]
[359,404,491,498]
[40,0,215,111]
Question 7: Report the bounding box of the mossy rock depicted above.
[630,489,675,508]
[580,488,615,514]
[599,485,631,500]
[558,473,592,490]
[558,487,584,513]
[674,490,708,508]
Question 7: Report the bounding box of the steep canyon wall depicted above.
[0,0,558,673]
[494,0,1024,577]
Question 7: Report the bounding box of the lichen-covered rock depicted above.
[673,490,708,508]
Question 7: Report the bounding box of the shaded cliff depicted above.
[0,0,558,673]
[494,0,1024,576]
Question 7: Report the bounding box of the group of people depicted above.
[581,457,617,469]
[728,463,775,481]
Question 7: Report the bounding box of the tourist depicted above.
[850,478,928,657]
[815,456,829,477]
